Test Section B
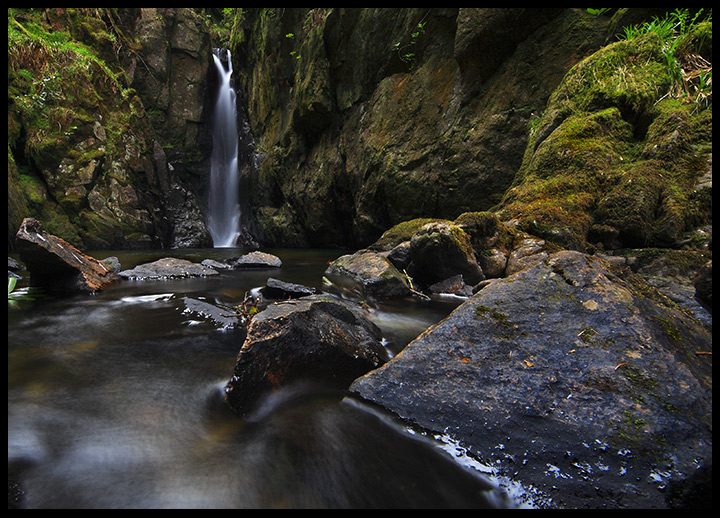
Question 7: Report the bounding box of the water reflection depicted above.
[8,249,505,508]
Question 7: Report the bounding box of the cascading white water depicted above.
[207,49,241,247]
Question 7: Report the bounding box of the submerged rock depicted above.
[201,258,234,270]
[14,218,120,293]
[119,257,218,280]
[181,297,241,330]
[230,251,283,269]
[350,251,712,509]
[261,277,317,300]
[225,294,390,418]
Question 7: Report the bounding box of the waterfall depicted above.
[208,49,241,248]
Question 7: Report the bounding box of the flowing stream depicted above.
[207,49,241,248]
[8,248,514,509]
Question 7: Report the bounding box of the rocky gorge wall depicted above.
[230,8,597,247]
[8,8,712,255]
[230,7,711,252]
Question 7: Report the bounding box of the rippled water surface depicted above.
[8,248,512,508]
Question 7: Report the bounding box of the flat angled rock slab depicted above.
[350,251,712,509]
[261,277,317,299]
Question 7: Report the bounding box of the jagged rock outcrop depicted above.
[231,8,614,248]
[229,8,711,256]
[131,8,215,247]
[14,218,119,293]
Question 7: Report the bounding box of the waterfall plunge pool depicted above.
[8,248,523,508]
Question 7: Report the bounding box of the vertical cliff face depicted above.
[230,8,611,248]
[129,7,216,248]
[8,8,214,249]
[9,8,711,252]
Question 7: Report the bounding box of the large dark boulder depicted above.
[350,251,712,509]
[225,295,390,418]
[324,252,412,300]
[409,221,484,285]
[14,218,120,293]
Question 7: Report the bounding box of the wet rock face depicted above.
[8,8,215,250]
[225,295,390,418]
[351,251,712,509]
[14,218,120,293]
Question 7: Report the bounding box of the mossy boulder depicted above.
[409,221,484,285]
[453,212,518,278]
[498,19,713,252]
[369,218,452,252]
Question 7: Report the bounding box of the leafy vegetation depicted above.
[8,276,36,306]
[8,9,136,159]
[619,9,712,108]
[393,18,428,71]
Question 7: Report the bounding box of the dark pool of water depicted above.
[8,248,514,508]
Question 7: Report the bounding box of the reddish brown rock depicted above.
[14,218,120,293]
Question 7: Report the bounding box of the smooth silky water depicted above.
[8,248,515,508]
[207,49,242,248]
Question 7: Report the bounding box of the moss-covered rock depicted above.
[409,221,484,285]
[324,251,412,300]
[453,211,515,253]
[368,217,451,252]
[498,15,713,252]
